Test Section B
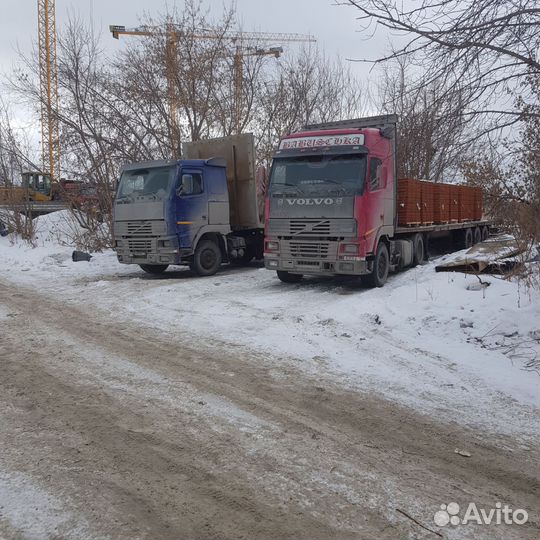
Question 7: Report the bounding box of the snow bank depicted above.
[33,210,86,245]
[0,210,119,279]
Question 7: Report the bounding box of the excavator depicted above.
[22,171,54,201]
[0,171,53,204]
[0,171,99,218]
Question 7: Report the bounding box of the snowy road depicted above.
[0,275,538,539]
[0,212,538,539]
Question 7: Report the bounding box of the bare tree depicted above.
[0,100,39,241]
[254,47,369,167]
[342,0,540,135]
[0,100,39,185]
[462,70,539,247]
[378,58,467,181]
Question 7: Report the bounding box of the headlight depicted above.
[341,243,359,254]
[265,241,279,251]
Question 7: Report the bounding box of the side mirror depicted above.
[177,174,194,196]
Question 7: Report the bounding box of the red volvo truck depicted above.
[263,115,490,287]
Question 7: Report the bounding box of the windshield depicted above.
[117,166,175,202]
[268,154,367,196]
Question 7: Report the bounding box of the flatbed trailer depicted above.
[395,220,491,235]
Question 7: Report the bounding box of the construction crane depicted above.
[37,0,60,183]
[109,25,316,147]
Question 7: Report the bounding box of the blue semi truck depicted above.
[113,134,264,276]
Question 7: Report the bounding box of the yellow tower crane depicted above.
[37,0,60,184]
[109,25,316,149]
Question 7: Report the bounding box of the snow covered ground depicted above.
[1,211,538,443]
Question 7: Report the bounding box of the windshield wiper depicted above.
[116,194,134,203]
[319,178,344,185]
[272,182,305,195]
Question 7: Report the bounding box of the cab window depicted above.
[369,158,383,191]
[178,172,203,196]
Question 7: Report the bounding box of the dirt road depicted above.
[0,280,538,539]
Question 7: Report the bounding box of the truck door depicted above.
[364,157,387,253]
[175,169,208,249]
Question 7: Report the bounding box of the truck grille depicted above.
[285,241,331,259]
[290,219,331,236]
[127,221,153,235]
[115,220,166,237]
[127,238,152,253]
[268,218,356,237]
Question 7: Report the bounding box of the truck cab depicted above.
[264,117,396,284]
[113,134,263,276]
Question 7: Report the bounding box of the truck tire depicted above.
[481,226,489,241]
[411,233,424,267]
[463,228,473,249]
[473,227,482,244]
[362,242,389,288]
[190,239,222,276]
[140,264,169,275]
[277,270,303,283]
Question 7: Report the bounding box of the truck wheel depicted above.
[473,227,482,244]
[139,264,169,275]
[190,239,222,276]
[411,233,424,267]
[277,270,303,283]
[464,228,473,249]
[362,242,389,288]
[481,226,489,241]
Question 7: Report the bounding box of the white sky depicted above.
[1,0,394,158]
[0,0,391,82]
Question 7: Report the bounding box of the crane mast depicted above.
[37,0,60,181]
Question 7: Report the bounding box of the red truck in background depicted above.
[57,180,99,209]
[263,115,490,287]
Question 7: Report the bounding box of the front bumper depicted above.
[264,236,369,276]
[264,254,368,275]
[114,235,188,265]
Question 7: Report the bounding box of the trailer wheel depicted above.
[362,242,389,288]
[190,239,222,276]
[411,233,424,267]
[464,228,473,249]
[481,226,489,241]
[277,270,303,283]
[139,264,169,275]
[473,227,482,244]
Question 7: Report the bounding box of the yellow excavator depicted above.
[0,171,54,204]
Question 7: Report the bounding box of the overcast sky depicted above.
[1,0,395,151]
[1,0,391,81]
